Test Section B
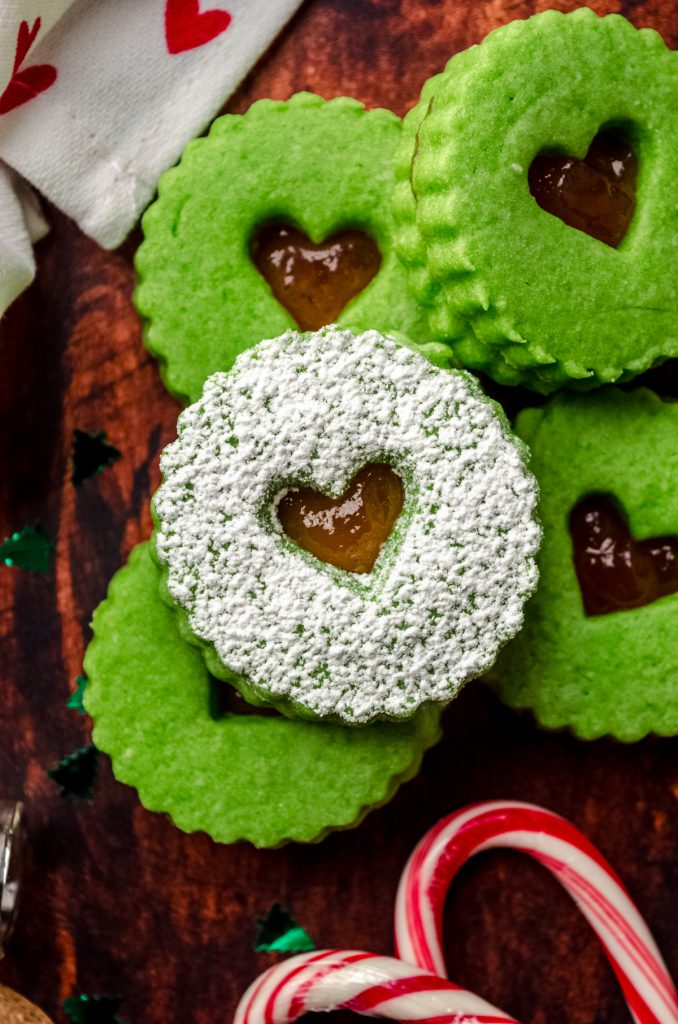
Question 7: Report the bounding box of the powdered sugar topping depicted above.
[154,327,540,723]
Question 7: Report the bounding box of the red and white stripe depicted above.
[395,800,678,1024]
[234,949,516,1024]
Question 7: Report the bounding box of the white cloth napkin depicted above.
[0,0,303,314]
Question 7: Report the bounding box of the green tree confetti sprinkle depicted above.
[64,994,127,1024]
[0,524,54,573]
[48,745,98,801]
[67,676,88,714]
[254,904,316,953]
[72,429,121,486]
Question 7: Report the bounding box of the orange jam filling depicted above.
[252,224,381,331]
[528,131,636,248]
[570,495,678,616]
[277,463,404,574]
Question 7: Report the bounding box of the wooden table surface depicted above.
[1,1,678,1022]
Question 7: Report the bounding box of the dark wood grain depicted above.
[1,2,678,1023]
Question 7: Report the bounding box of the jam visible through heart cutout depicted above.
[570,494,678,615]
[252,224,381,331]
[528,131,637,248]
[277,463,404,574]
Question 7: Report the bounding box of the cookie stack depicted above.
[85,9,678,846]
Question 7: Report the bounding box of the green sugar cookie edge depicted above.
[489,387,678,741]
[84,542,442,847]
[135,92,441,406]
[394,9,678,393]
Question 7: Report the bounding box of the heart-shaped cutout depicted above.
[252,224,381,331]
[528,130,636,248]
[277,463,404,574]
[570,494,678,615]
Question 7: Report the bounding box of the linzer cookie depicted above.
[135,92,450,405]
[84,544,441,847]
[393,9,678,392]
[152,326,541,725]
[490,388,678,741]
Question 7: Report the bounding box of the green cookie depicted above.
[394,9,678,393]
[135,93,446,405]
[489,388,678,741]
[84,543,442,846]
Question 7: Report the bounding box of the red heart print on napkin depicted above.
[0,19,57,115]
[165,0,232,55]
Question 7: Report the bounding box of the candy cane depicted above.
[234,801,678,1024]
[234,949,517,1024]
[395,800,678,1024]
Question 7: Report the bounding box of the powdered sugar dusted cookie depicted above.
[153,327,540,724]
[84,543,441,847]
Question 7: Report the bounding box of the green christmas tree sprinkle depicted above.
[48,745,98,801]
[72,429,121,486]
[64,994,127,1024]
[0,524,54,573]
[254,904,316,953]
[67,676,88,714]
